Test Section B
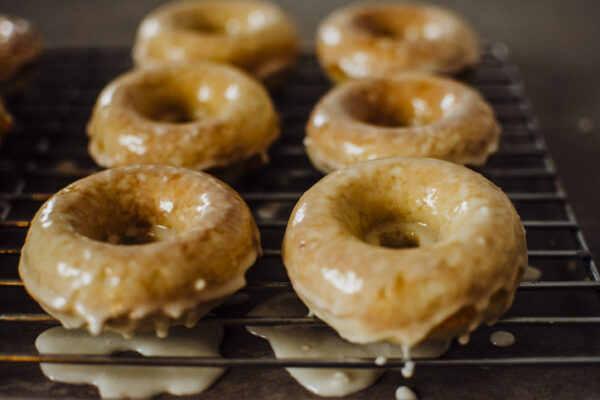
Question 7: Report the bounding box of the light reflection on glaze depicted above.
[225,83,240,100]
[39,197,56,228]
[197,85,211,102]
[453,200,469,215]
[322,267,364,294]
[159,199,174,213]
[312,112,329,128]
[423,187,438,212]
[321,25,341,46]
[98,85,116,107]
[440,92,455,110]
[343,141,366,156]
[195,192,211,215]
[140,18,161,38]
[0,20,14,38]
[247,9,266,27]
[118,135,147,155]
[410,98,427,117]
[248,293,450,397]
[292,203,306,226]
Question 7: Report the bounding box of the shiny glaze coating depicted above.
[132,0,300,82]
[305,73,499,173]
[0,14,43,91]
[316,2,479,82]
[0,98,12,136]
[282,157,527,347]
[87,62,279,170]
[19,166,261,336]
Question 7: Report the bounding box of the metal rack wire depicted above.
[0,44,599,398]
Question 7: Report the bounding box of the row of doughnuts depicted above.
[20,0,525,368]
[87,0,498,172]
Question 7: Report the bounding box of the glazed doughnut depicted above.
[87,62,279,171]
[132,0,300,83]
[19,165,261,337]
[305,73,499,173]
[0,14,43,93]
[316,2,479,82]
[282,157,527,347]
[0,97,12,137]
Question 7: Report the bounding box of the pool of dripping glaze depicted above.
[35,325,224,399]
[247,293,450,397]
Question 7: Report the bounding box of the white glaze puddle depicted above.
[522,265,542,282]
[489,330,516,348]
[396,385,418,400]
[247,293,450,397]
[35,325,224,399]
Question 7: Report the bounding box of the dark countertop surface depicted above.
[2,0,599,260]
[0,2,598,399]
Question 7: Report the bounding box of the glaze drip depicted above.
[247,293,450,397]
[35,325,224,399]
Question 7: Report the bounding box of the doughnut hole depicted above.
[65,173,206,246]
[126,68,240,124]
[168,2,266,35]
[353,8,429,40]
[332,173,446,250]
[341,80,461,128]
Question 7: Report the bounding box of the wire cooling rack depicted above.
[0,44,599,399]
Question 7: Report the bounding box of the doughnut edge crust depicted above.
[282,157,527,346]
[87,62,279,170]
[19,165,261,336]
[305,73,500,173]
[132,0,301,82]
[0,14,43,91]
[316,2,480,82]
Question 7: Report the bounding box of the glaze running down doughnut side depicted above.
[133,0,300,82]
[305,73,500,173]
[282,158,527,347]
[316,2,479,82]
[87,62,279,171]
[19,166,261,337]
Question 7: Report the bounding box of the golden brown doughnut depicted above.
[132,0,300,83]
[282,157,527,347]
[305,73,499,173]
[0,97,12,137]
[316,2,479,82]
[87,62,279,170]
[19,165,261,337]
[0,14,43,93]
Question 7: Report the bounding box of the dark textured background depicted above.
[1,0,598,259]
